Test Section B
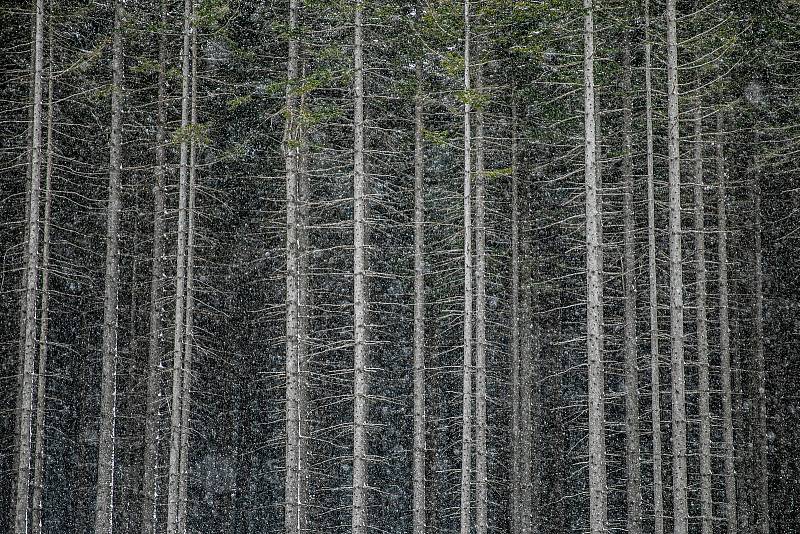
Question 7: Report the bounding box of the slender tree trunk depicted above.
[412,12,427,533]
[694,93,713,534]
[473,39,488,534]
[460,1,473,533]
[141,1,168,531]
[351,2,369,533]
[644,3,663,532]
[13,0,45,529]
[30,18,54,531]
[167,0,193,530]
[716,110,738,534]
[285,0,303,532]
[584,1,606,533]
[94,0,124,530]
[665,1,688,532]
[750,166,769,534]
[621,35,641,534]
[176,24,199,534]
[509,93,521,534]
[518,189,532,534]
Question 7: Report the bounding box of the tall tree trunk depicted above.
[351,2,369,533]
[644,3,663,532]
[518,186,532,534]
[622,35,641,534]
[459,1,474,533]
[412,10,427,533]
[665,0,687,532]
[715,109,738,534]
[750,164,768,534]
[509,92,521,534]
[167,0,193,530]
[30,17,54,531]
[94,0,124,530]
[285,0,304,532]
[694,94,712,534]
[141,1,168,531]
[177,24,199,533]
[13,0,44,529]
[473,37,488,534]
[584,2,606,534]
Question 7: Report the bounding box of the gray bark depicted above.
[584,2,606,532]
[750,169,769,534]
[412,12,427,533]
[644,3,663,532]
[694,95,712,534]
[176,24,199,533]
[13,0,44,530]
[622,37,641,534]
[665,0,687,531]
[94,0,124,530]
[30,20,54,531]
[460,1,473,533]
[474,39,488,534]
[716,110,738,534]
[351,2,369,533]
[167,0,193,530]
[141,1,167,531]
[509,94,521,534]
[284,0,307,531]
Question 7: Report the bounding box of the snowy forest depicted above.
[1,0,798,533]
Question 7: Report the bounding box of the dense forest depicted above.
[1,0,798,533]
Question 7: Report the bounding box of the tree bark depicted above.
[509,92,521,534]
[750,164,769,534]
[351,2,369,533]
[30,16,54,531]
[694,93,713,534]
[176,23,199,534]
[94,0,124,530]
[460,1,473,533]
[473,37,488,534]
[141,1,168,532]
[412,10,427,533]
[644,3,663,532]
[665,0,687,532]
[518,184,532,534]
[13,0,45,530]
[167,0,193,530]
[584,2,606,532]
[622,35,641,534]
[284,0,307,531]
[716,110,738,534]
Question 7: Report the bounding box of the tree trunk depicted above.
[750,165,769,534]
[412,11,427,533]
[13,0,44,530]
[94,0,124,530]
[351,2,369,533]
[644,3,663,532]
[584,2,606,534]
[141,1,168,531]
[509,92,521,534]
[694,94,712,534]
[167,0,193,530]
[518,185,532,534]
[665,0,687,532]
[460,1,473,533]
[285,0,303,532]
[177,24,199,533]
[621,35,642,534]
[30,17,54,531]
[473,37,488,534]
[716,110,738,534]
